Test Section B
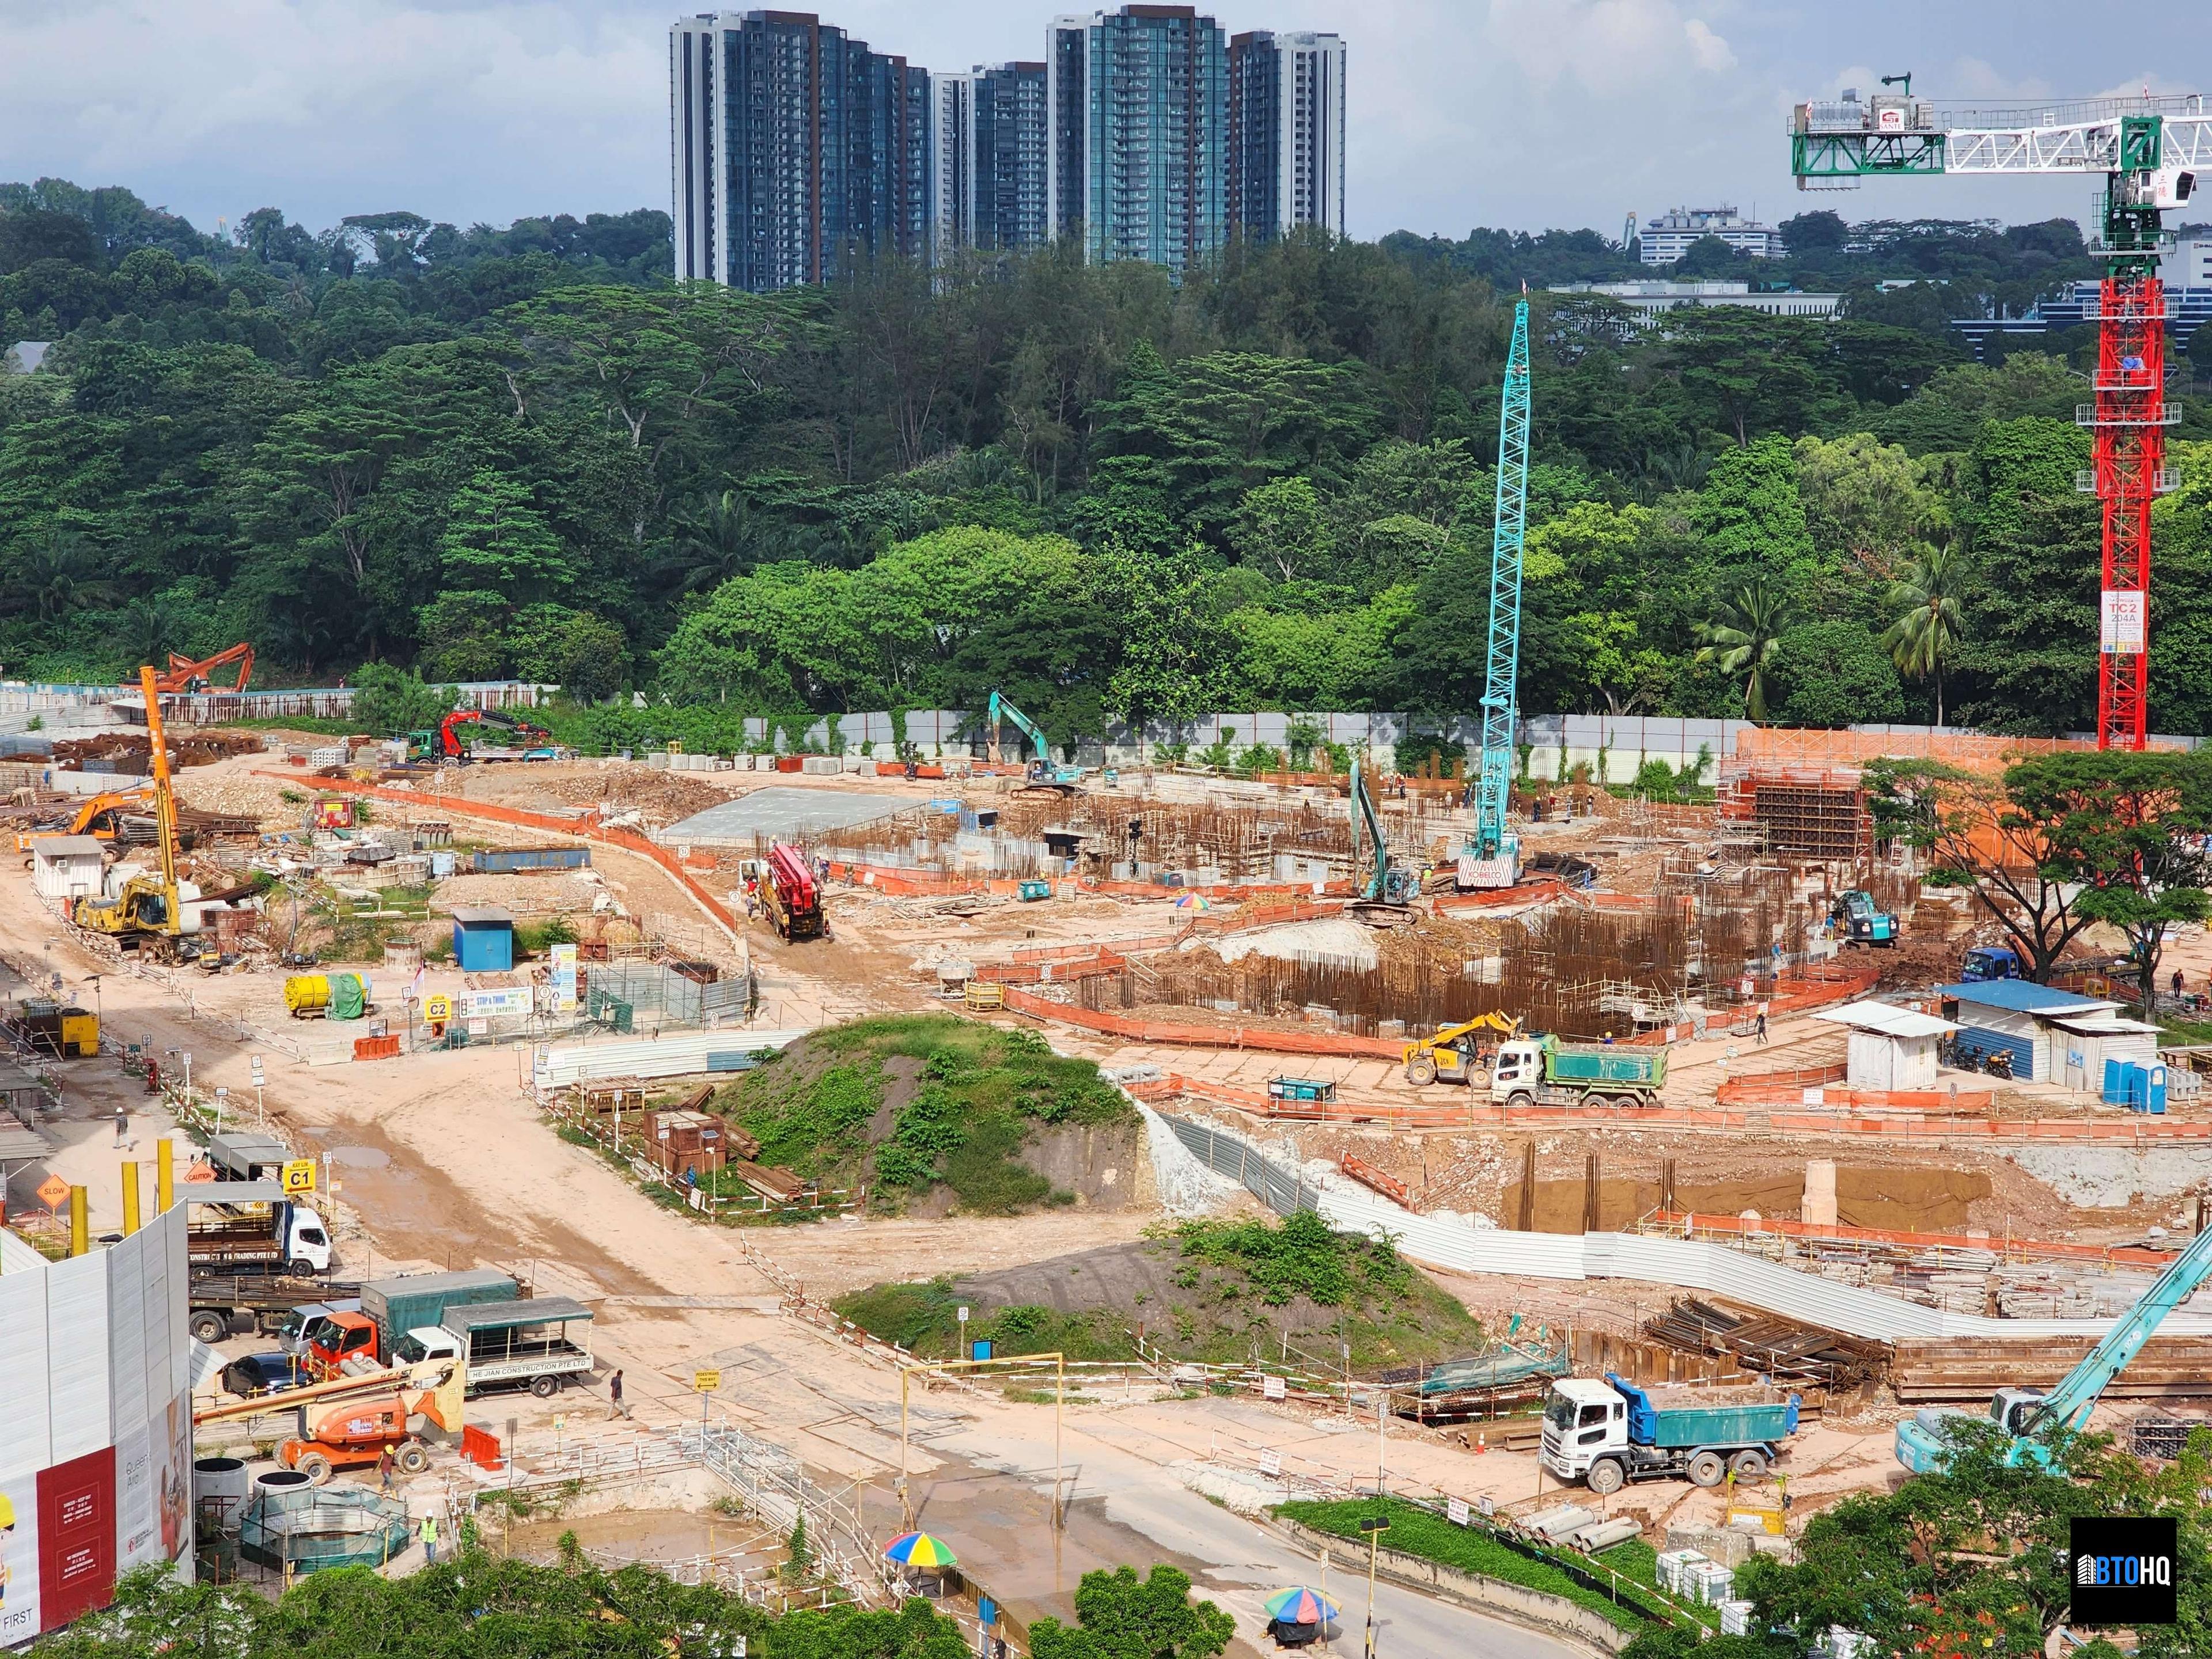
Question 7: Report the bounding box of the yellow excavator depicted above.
[70,667,189,960]
[1403,1011,1522,1086]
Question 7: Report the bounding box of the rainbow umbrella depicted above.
[882,1532,959,1569]
[1263,1588,1339,1625]
[1174,892,1211,911]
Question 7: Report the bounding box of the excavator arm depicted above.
[986,690,1052,766]
[150,643,253,696]
[1350,760,1391,903]
[2022,1219,2212,1438]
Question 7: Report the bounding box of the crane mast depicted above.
[1475,298,1531,862]
[1789,89,2206,749]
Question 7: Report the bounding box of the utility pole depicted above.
[1358,1514,1389,1659]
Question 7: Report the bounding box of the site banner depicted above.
[550,943,578,1014]
[36,1445,114,1631]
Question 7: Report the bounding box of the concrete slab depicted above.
[659,786,908,846]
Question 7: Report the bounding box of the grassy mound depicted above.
[834,1210,1486,1370]
[711,1014,1135,1216]
[1275,1497,1661,1633]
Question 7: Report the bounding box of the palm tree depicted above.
[114,596,190,671]
[1882,544,1965,727]
[10,530,111,622]
[1696,578,1795,723]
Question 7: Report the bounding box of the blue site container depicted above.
[452,907,515,971]
[469,847,590,874]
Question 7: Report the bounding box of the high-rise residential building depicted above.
[1226,30,1344,243]
[1047,6,1229,276]
[669,11,930,290]
[930,62,1051,257]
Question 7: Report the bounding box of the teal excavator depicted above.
[1348,759,1414,922]
[1897,1218,2212,1472]
[986,691,1085,789]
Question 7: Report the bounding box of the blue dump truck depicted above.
[1540,1374,1799,1493]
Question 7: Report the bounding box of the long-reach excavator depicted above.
[69,667,190,959]
[1348,759,1415,925]
[146,643,254,696]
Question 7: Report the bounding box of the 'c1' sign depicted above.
[2069,1516,2177,1625]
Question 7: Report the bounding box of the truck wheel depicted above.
[1507,1092,1535,1112]
[297,1452,333,1486]
[397,1442,430,1475]
[529,1373,561,1399]
[1586,1459,1626,1495]
[287,1260,316,1278]
[1687,1450,1726,1488]
[1406,1054,1438,1087]
[190,1311,229,1344]
[1730,1449,1769,1480]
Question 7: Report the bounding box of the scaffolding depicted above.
[1718,764,1871,867]
[239,1484,412,1576]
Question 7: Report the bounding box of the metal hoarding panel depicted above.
[103,1237,147,1450]
[533,1030,806,1088]
[0,1268,51,1480]
[43,1253,109,1464]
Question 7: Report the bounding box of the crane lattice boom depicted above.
[1476,300,1531,859]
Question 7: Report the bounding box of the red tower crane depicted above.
[1790,84,2206,748]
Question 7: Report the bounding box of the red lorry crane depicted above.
[435,707,551,761]
[761,842,824,941]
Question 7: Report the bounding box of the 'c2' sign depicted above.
[2069,1516,2178,1625]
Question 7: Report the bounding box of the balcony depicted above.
[2075,467,2184,494]
[2076,404,2183,426]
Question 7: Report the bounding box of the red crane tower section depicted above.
[1790,86,2207,749]
[2093,276,2164,751]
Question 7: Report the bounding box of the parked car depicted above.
[222,1351,306,1399]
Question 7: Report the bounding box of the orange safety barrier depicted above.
[1649,1210,2180,1270]
[352,1035,401,1062]
[1766,1111,2212,1142]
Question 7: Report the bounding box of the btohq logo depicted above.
[2069,1517,2177,1625]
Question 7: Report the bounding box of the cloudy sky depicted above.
[2,0,2208,244]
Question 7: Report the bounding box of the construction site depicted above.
[7,95,2212,1659]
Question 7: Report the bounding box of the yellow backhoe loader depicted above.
[1403,1011,1522,1086]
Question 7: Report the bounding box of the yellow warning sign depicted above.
[282,1159,317,1194]
[693,1369,721,1393]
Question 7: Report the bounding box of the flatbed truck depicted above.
[188,1273,361,1344]
[1540,1373,1798,1493]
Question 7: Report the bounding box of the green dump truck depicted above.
[1488,1035,1666,1108]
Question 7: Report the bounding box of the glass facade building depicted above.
[1048,6,1229,276]
[930,62,1051,256]
[1226,30,1344,243]
[669,10,931,290]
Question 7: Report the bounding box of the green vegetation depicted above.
[711,1016,1132,1214]
[833,1210,1484,1369]
[1619,1427,2212,1659]
[32,1551,974,1658]
[7,175,2212,739]
[1276,1497,1658,1633]
[1029,1565,1234,1659]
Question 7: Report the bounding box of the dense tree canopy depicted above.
[3,176,2211,737]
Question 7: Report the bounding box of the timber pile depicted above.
[1645,1297,1885,1387]
[1892,1335,2212,1402]
[729,1160,805,1202]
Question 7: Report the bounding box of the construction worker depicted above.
[419,1510,438,1565]
[608,1368,624,1419]
[1755,1009,1768,1044]
[377,1445,395,1494]
[113,1106,129,1148]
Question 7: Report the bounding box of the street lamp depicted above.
[1357,1514,1390,1659]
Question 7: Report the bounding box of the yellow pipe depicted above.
[121,1162,142,1236]
[156,1138,173,1212]
[68,1185,88,1256]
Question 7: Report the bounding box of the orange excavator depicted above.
[145,643,253,696]
[14,788,153,855]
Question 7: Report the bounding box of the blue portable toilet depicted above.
[2147,1063,2169,1114]
[2104,1056,2127,1105]
[452,906,516,971]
